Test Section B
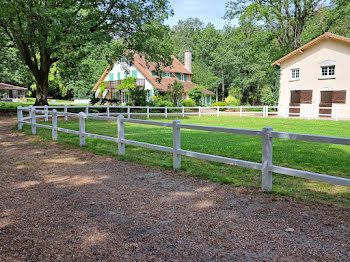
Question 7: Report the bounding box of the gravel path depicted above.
[0,116,349,261]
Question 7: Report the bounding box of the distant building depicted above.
[92,51,214,105]
[0,83,27,101]
[272,32,350,117]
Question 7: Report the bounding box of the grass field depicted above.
[21,115,350,207]
[0,98,88,111]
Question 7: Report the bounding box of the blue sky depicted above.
[166,0,230,29]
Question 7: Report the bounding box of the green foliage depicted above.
[0,0,172,105]
[128,88,148,106]
[212,101,227,110]
[225,0,323,50]
[228,87,243,102]
[166,80,184,106]
[99,82,107,95]
[90,94,100,105]
[181,98,196,107]
[225,95,240,106]
[188,86,204,104]
[118,77,136,90]
[260,85,276,106]
[153,99,174,107]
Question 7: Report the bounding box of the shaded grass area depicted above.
[21,116,350,207]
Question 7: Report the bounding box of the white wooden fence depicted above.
[17,106,350,191]
[17,104,350,121]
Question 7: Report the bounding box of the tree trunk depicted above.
[34,71,49,106]
[216,86,218,102]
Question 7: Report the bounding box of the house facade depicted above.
[272,32,350,118]
[92,51,214,105]
[0,83,27,101]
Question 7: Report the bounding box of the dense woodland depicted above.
[0,0,349,105]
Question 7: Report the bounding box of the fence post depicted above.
[165,106,168,118]
[308,105,312,120]
[52,109,58,140]
[335,106,339,121]
[147,106,150,119]
[44,105,49,121]
[262,126,273,192]
[217,106,220,117]
[127,106,130,118]
[182,106,185,118]
[117,115,125,155]
[17,106,23,130]
[29,105,33,118]
[173,120,181,169]
[79,112,86,147]
[85,106,89,115]
[266,105,269,117]
[240,106,242,117]
[107,106,110,117]
[198,106,201,117]
[284,106,288,119]
[64,105,68,121]
[31,109,36,135]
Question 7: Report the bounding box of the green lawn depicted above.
[0,98,89,111]
[20,115,350,207]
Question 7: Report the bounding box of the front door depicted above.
[289,90,300,116]
[319,91,332,117]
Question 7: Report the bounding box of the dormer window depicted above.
[180,74,185,81]
[319,60,336,79]
[291,68,300,80]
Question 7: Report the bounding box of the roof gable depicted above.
[272,32,350,66]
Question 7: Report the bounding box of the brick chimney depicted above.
[184,50,192,73]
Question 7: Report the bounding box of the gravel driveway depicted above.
[0,115,349,261]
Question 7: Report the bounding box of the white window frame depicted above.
[319,60,336,79]
[180,74,185,81]
[320,65,335,77]
[291,68,300,80]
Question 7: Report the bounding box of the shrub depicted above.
[212,101,227,111]
[154,99,174,107]
[90,94,100,105]
[260,85,276,105]
[225,95,240,106]
[182,98,196,107]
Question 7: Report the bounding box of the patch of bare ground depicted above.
[0,116,349,261]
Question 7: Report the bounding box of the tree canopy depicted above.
[0,0,172,105]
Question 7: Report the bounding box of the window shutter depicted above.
[300,90,312,104]
[109,73,114,81]
[132,70,137,78]
[117,72,121,80]
[184,74,188,81]
[332,90,346,104]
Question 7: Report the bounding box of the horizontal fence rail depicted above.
[18,104,350,121]
[17,106,350,191]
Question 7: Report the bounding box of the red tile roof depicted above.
[0,83,27,91]
[92,54,214,96]
[272,32,350,66]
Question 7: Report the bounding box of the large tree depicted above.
[0,0,172,105]
[225,0,324,51]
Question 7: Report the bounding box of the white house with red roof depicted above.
[272,32,350,118]
[92,51,214,105]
